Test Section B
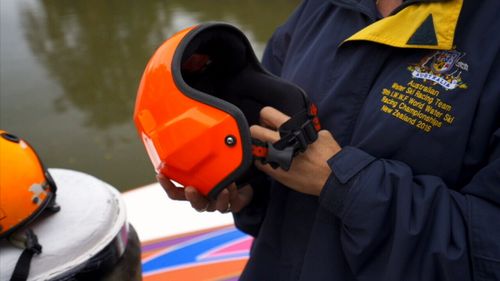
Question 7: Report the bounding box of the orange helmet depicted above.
[134,23,320,198]
[0,130,59,238]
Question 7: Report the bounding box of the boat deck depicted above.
[122,183,252,280]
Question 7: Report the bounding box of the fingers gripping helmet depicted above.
[0,130,59,239]
[134,23,320,198]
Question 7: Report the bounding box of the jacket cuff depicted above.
[319,146,375,217]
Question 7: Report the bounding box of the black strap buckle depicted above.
[265,144,295,170]
[279,119,318,152]
[252,107,320,171]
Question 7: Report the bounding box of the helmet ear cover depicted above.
[177,24,319,184]
[135,23,319,199]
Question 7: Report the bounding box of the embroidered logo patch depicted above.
[376,50,470,133]
[408,50,468,90]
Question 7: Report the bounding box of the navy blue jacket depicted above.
[234,0,500,280]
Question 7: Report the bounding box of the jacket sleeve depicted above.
[233,0,308,237]
[320,127,500,280]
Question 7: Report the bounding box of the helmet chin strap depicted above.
[252,103,321,171]
[7,188,59,281]
[9,229,42,281]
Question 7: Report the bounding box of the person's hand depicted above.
[157,174,254,213]
[251,107,341,196]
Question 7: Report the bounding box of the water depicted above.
[0,0,299,191]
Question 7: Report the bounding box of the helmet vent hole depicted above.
[1,133,20,143]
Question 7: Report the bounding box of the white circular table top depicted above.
[0,168,127,281]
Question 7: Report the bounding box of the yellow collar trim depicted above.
[344,0,463,50]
